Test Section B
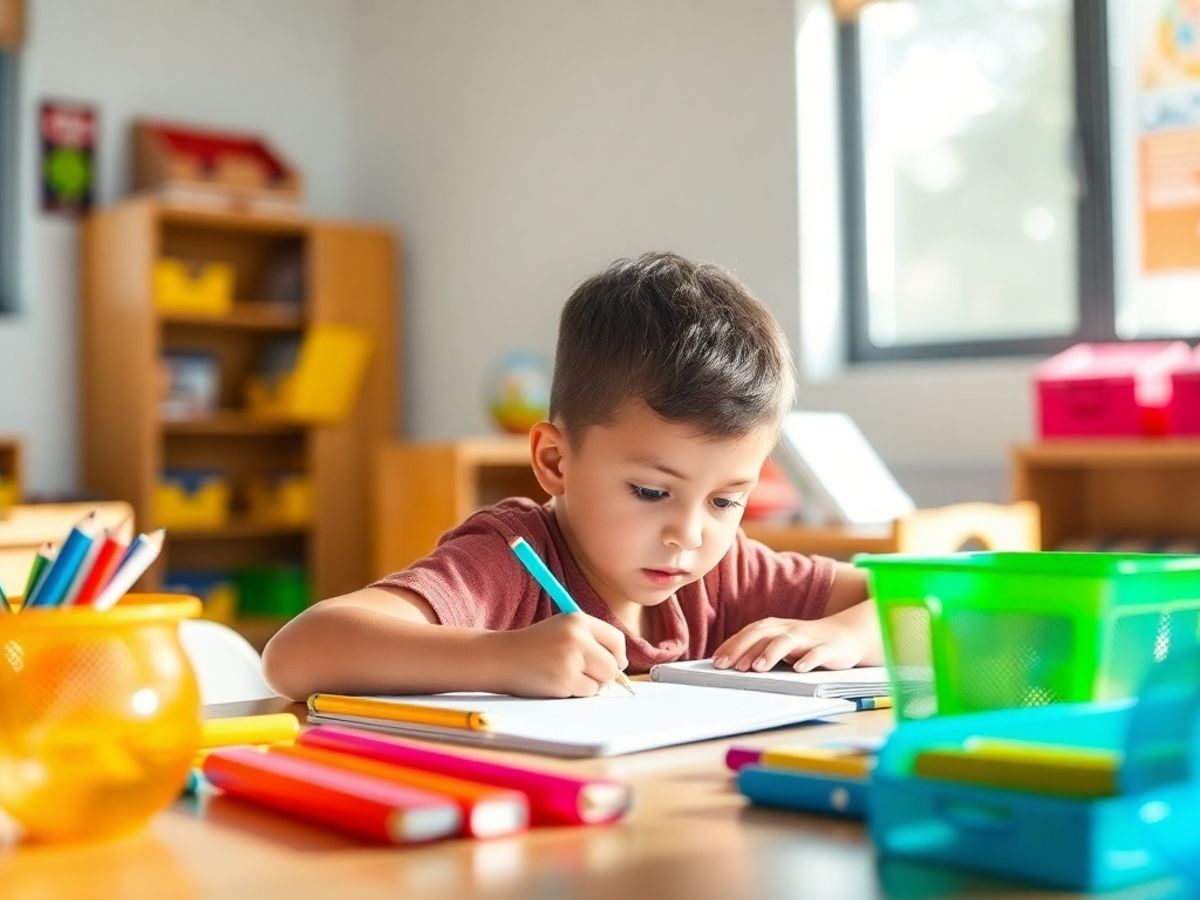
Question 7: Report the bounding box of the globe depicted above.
[487,350,551,434]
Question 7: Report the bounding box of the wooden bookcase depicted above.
[372,438,1039,576]
[1013,440,1200,550]
[82,198,398,642]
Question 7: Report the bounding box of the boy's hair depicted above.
[549,252,796,441]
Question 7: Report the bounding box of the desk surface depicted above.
[2,699,1122,900]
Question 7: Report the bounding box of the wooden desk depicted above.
[3,699,1096,900]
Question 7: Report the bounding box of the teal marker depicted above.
[508,537,635,695]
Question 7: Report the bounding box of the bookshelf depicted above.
[1013,440,1200,551]
[82,197,398,644]
[372,438,1039,576]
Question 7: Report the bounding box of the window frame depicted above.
[839,0,1117,362]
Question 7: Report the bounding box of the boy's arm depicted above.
[712,561,882,673]
[260,586,628,701]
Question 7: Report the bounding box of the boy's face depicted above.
[553,400,778,612]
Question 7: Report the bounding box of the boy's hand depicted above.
[712,616,868,674]
[491,615,629,698]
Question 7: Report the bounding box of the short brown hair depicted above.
[549,252,795,440]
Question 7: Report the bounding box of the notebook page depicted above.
[309,682,853,757]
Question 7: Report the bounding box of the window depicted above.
[839,0,1117,361]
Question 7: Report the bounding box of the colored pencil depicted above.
[59,526,109,607]
[914,740,1119,798]
[300,725,633,826]
[69,528,129,607]
[24,512,98,609]
[509,537,635,696]
[761,745,876,778]
[200,713,301,748]
[308,694,492,731]
[274,744,530,838]
[92,529,165,611]
[21,543,56,606]
[202,747,462,844]
[0,583,10,614]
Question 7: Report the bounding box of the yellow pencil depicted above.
[200,713,301,748]
[308,694,492,731]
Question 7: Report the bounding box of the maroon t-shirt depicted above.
[372,497,836,674]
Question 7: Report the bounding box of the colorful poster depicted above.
[40,100,96,215]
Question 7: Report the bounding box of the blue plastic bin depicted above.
[869,702,1180,891]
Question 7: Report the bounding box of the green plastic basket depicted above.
[855,552,1200,720]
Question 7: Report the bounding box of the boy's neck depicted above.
[551,500,649,640]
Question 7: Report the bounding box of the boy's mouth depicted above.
[642,568,688,586]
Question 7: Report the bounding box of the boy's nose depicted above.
[663,512,703,552]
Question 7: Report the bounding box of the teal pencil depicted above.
[508,537,636,696]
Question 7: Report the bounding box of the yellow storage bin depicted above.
[153,471,230,530]
[245,473,313,526]
[153,259,235,316]
[245,323,373,424]
[0,476,18,510]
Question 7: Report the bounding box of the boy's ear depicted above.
[529,420,568,497]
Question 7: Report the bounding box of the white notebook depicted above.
[650,659,890,700]
[306,682,854,758]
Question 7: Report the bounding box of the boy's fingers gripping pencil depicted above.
[508,537,636,696]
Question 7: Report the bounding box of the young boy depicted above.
[262,252,880,701]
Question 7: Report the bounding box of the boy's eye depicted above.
[629,484,668,502]
[711,497,744,511]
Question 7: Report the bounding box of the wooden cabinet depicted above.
[372,438,1039,576]
[1013,440,1200,550]
[81,198,398,638]
[373,437,544,575]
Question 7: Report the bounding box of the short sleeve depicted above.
[370,513,540,630]
[713,530,837,636]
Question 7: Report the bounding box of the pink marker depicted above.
[300,725,633,826]
[725,746,764,771]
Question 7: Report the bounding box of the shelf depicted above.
[156,200,309,236]
[1015,439,1200,466]
[159,305,305,332]
[161,412,307,436]
[168,520,310,541]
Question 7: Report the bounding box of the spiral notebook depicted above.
[649,660,890,700]
[307,682,854,758]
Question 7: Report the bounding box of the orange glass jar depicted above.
[0,594,202,842]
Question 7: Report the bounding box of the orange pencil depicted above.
[70,527,129,607]
[273,744,530,838]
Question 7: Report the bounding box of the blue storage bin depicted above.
[869,702,1181,891]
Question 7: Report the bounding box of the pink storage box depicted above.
[1035,342,1191,438]
[1167,345,1200,435]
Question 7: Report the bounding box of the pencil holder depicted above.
[0,594,202,843]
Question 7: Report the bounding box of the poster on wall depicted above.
[1137,1,1200,272]
[40,100,96,216]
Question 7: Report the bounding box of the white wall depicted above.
[0,0,359,494]
[345,0,1032,503]
[347,0,803,442]
[2,0,1035,502]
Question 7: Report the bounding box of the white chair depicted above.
[179,619,275,704]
